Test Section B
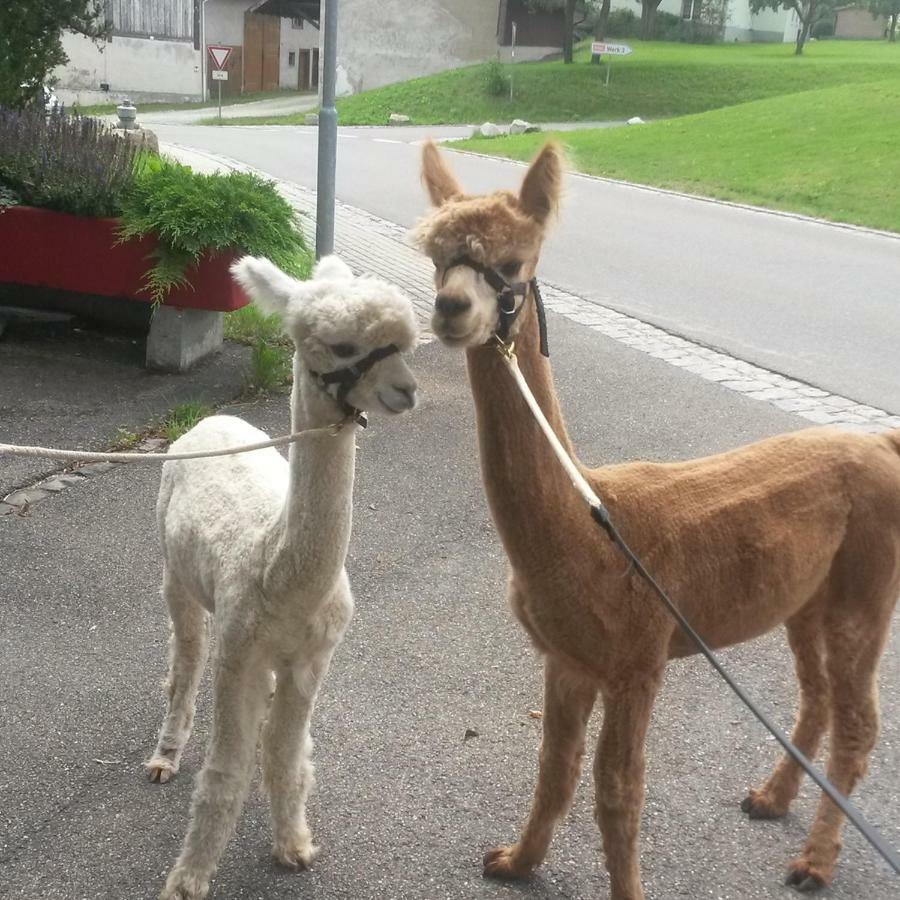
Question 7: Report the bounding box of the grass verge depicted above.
[453,79,900,234]
[161,402,212,442]
[208,41,900,127]
[225,305,294,393]
[71,89,307,118]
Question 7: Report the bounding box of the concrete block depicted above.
[146,306,223,372]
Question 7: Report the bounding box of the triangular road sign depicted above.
[207,45,231,70]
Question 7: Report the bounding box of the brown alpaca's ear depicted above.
[421,140,463,206]
[519,142,562,224]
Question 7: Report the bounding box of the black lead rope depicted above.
[444,256,550,357]
[310,343,400,429]
[590,496,900,879]
[474,259,900,877]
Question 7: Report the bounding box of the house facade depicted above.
[55,0,322,106]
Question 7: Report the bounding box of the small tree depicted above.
[749,0,834,54]
[0,1,108,109]
[868,0,900,40]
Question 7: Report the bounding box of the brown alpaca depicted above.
[415,140,900,899]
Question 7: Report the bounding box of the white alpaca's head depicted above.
[231,255,419,415]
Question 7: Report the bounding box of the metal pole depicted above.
[509,21,516,102]
[218,79,222,120]
[316,0,339,259]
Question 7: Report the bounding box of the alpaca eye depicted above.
[500,261,522,278]
[331,342,357,359]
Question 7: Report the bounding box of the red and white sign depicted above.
[591,41,633,56]
[207,45,232,70]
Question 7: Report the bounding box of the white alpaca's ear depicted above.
[313,255,354,282]
[231,256,300,318]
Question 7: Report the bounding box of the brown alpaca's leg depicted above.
[483,656,597,879]
[786,603,894,891]
[743,601,829,819]
[594,672,662,900]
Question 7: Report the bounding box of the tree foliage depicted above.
[749,0,835,54]
[0,1,108,109]
[868,0,900,41]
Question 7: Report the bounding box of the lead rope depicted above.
[0,418,351,465]
[496,338,900,879]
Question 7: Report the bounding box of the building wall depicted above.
[333,0,501,95]
[280,16,321,89]
[54,32,203,105]
[610,0,792,42]
[835,7,888,38]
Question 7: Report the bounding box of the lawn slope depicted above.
[454,79,900,233]
[329,40,899,126]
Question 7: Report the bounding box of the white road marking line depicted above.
[372,138,402,144]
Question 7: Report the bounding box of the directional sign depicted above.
[212,69,228,81]
[207,45,232,70]
[591,41,633,56]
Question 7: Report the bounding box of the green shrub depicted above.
[605,9,639,38]
[482,59,509,97]
[117,158,311,304]
[0,107,138,217]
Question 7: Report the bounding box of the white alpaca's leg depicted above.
[160,647,270,900]
[147,571,210,783]
[263,652,334,868]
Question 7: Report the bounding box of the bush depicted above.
[812,18,835,38]
[482,59,509,97]
[605,9,640,38]
[0,107,138,217]
[117,158,311,304]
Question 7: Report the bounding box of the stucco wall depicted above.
[280,16,320,88]
[205,0,247,46]
[55,32,203,104]
[835,7,887,38]
[333,0,502,95]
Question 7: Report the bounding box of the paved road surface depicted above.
[3,316,897,899]
[152,123,900,414]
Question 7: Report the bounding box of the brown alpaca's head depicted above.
[414,140,562,349]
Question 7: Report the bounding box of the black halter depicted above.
[445,255,549,357]
[309,343,400,428]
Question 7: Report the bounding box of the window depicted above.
[288,51,296,66]
[681,0,694,18]
[292,16,304,29]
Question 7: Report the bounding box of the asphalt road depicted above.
[151,123,900,415]
[2,314,898,900]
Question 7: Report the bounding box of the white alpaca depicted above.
[146,254,419,900]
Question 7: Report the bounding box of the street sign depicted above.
[591,41,633,56]
[207,45,232,70]
[212,69,228,81]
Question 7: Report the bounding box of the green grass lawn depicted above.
[213,40,900,127]
[454,79,900,233]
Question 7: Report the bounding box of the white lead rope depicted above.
[0,420,350,465]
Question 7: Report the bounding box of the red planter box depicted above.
[0,205,248,312]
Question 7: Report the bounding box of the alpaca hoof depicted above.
[483,845,533,880]
[159,867,209,900]
[785,859,828,892]
[273,839,319,870]
[741,788,787,819]
[146,756,178,784]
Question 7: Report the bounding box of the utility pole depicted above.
[316,0,339,259]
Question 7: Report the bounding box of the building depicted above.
[834,5,889,38]
[55,0,323,106]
